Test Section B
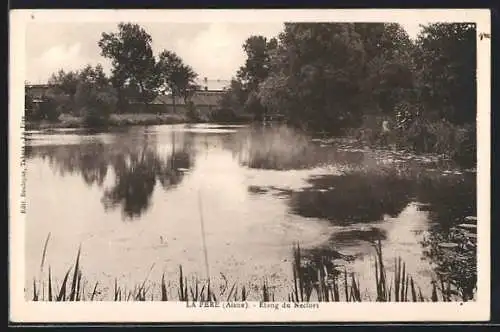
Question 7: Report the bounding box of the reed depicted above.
[30,240,473,302]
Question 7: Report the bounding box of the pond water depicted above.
[24,124,477,301]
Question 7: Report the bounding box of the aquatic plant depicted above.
[29,236,475,302]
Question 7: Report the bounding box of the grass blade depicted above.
[76,271,82,301]
[418,286,424,302]
[343,268,349,302]
[57,267,72,301]
[404,275,409,302]
[114,278,119,301]
[241,285,246,301]
[40,232,51,273]
[32,279,38,301]
[161,273,168,301]
[333,276,339,302]
[431,282,438,302]
[226,282,237,302]
[410,277,417,302]
[69,245,82,301]
[48,267,53,301]
[90,281,99,301]
[179,265,184,301]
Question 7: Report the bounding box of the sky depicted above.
[25,21,425,85]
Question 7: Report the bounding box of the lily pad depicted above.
[458,223,477,229]
[438,242,459,249]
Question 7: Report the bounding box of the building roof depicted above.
[153,90,224,106]
[196,78,230,91]
[26,82,227,107]
[26,84,51,88]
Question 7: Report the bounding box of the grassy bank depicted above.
[25,111,255,131]
[29,237,475,302]
[25,113,191,131]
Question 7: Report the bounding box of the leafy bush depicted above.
[452,124,476,168]
[210,108,240,123]
[38,96,62,122]
[75,82,117,127]
[185,101,200,122]
[351,111,476,167]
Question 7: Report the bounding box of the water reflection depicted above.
[230,126,366,170]
[25,124,477,301]
[26,133,195,219]
[421,223,477,301]
[288,173,415,225]
[417,174,477,300]
[416,174,476,229]
[246,165,476,299]
[328,227,388,245]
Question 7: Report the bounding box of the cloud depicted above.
[27,42,111,83]
[175,24,246,79]
[39,43,82,67]
[25,21,423,83]
[161,23,283,79]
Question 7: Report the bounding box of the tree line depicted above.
[25,23,199,126]
[25,22,476,165]
[219,22,476,165]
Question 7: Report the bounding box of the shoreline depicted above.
[25,112,253,131]
[26,113,194,131]
[25,117,476,169]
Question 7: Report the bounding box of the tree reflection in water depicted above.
[26,134,195,219]
[289,172,416,225]
[247,167,477,300]
[101,149,161,218]
[416,174,477,301]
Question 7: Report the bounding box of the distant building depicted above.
[25,84,51,103]
[196,77,230,92]
[148,78,229,114]
[25,79,229,114]
[146,90,224,115]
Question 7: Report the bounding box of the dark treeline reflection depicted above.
[282,169,476,300]
[26,133,195,219]
[289,173,416,225]
[416,173,477,300]
[287,169,475,227]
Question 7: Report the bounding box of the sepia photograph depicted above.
[9,9,490,323]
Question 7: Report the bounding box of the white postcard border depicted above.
[9,9,491,323]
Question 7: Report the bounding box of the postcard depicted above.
[9,8,491,323]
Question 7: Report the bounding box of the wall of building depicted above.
[26,85,51,100]
[26,84,225,115]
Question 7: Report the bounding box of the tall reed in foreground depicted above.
[30,239,471,302]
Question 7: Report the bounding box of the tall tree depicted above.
[413,23,476,125]
[222,35,278,120]
[238,35,277,90]
[78,64,109,88]
[219,79,248,113]
[258,23,367,131]
[355,23,415,115]
[48,69,80,102]
[98,23,161,110]
[157,50,198,113]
